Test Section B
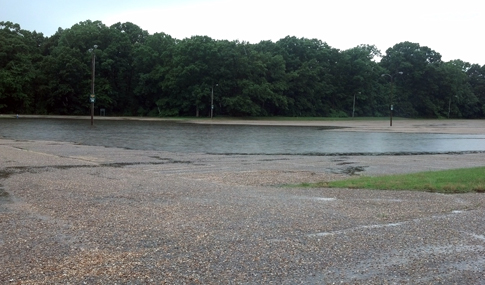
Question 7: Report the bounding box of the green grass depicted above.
[298,167,485,194]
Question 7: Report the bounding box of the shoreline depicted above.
[1,114,485,134]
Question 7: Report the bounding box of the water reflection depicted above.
[1,119,484,155]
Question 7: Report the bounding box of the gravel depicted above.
[1,138,484,284]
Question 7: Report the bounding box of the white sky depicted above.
[1,0,483,65]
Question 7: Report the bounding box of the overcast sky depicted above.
[1,0,483,65]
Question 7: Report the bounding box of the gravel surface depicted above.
[1,137,484,284]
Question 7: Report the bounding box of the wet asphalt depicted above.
[0,138,484,284]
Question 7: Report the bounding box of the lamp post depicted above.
[448,95,457,118]
[88,45,98,126]
[211,84,218,119]
[352,92,361,118]
[381,72,403,126]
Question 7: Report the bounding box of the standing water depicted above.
[1,119,484,155]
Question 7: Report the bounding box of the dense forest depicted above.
[1,20,484,118]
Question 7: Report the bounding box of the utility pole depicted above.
[89,45,98,126]
[211,84,218,119]
[381,72,403,126]
[352,92,360,118]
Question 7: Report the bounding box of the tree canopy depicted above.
[1,20,484,118]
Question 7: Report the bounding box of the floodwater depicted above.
[1,118,485,155]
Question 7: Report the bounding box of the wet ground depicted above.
[0,138,484,283]
[1,117,485,155]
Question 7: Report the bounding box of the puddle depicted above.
[0,160,192,175]
[0,185,11,211]
[342,166,367,175]
[331,157,349,162]
[360,222,404,229]
[319,244,485,283]
[364,198,403,203]
[308,221,405,237]
[292,196,337,202]
[0,170,11,179]
[336,162,354,165]
[312,197,337,201]
[328,165,368,175]
[268,239,287,243]
[309,210,472,238]
[316,126,349,131]
[0,186,8,198]
[464,232,485,242]
[0,169,12,209]
[258,158,291,162]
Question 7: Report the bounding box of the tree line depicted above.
[1,20,484,118]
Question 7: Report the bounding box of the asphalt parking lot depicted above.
[1,137,484,283]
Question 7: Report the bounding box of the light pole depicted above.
[448,95,457,118]
[352,92,361,118]
[381,72,403,126]
[211,84,218,119]
[88,45,98,126]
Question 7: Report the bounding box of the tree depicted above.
[1,19,484,118]
[466,64,485,117]
[0,22,43,113]
[337,45,384,117]
[160,36,218,116]
[275,36,339,116]
[216,40,288,116]
[133,32,176,116]
[37,21,108,114]
[380,42,443,117]
[40,46,88,114]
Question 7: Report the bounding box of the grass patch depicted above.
[297,167,485,194]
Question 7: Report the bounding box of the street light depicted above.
[381,72,403,126]
[448,95,458,118]
[352,92,361,118]
[211,84,218,119]
[88,45,98,126]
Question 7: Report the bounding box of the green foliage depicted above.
[323,167,485,194]
[328,109,348,118]
[0,21,43,113]
[0,21,484,118]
